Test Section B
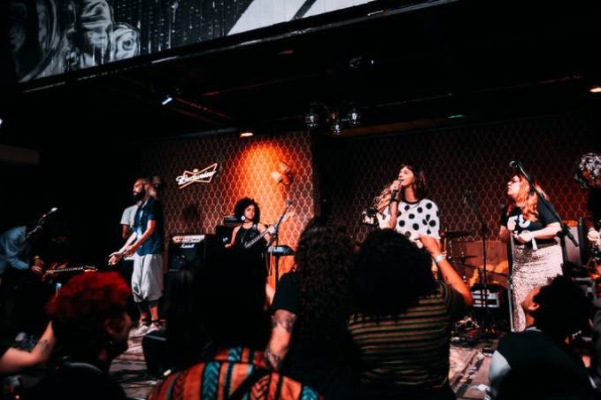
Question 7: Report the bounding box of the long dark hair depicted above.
[294,217,353,342]
[351,229,437,320]
[234,197,261,223]
[400,163,428,200]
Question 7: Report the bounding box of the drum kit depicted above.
[441,229,508,280]
[441,229,508,336]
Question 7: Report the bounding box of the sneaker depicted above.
[130,324,150,338]
[146,323,162,335]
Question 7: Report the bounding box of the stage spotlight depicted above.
[590,86,601,94]
[0,117,3,127]
[240,131,254,138]
[161,95,173,105]
[305,109,319,129]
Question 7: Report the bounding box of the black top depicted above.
[501,195,560,234]
[586,188,601,231]
[27,361,128,400]
[495,330,594,399]
[234,224,266,252]
[271,273,355,399]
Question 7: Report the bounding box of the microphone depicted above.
[389,180,400,204]
[27,208,58,239]
[40,207,58,220]
[509,160,535,194]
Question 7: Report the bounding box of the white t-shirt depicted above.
[121,204,138,261]
[121,205,138,228]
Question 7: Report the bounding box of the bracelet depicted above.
[434,254,446,264]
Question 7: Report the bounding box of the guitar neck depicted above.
[244,228,269,249]
[46,266,95,275]
[244,202,292,249]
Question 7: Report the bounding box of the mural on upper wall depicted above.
[8,0,374,82]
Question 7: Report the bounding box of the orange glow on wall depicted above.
[142,131,315,251]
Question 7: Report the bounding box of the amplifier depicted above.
[471,285,504,309]
[168,234,206,271]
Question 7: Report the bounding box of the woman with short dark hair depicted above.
[349,229,472,399]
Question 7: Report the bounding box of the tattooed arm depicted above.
[265,309,297,371]
[0,322,56,373]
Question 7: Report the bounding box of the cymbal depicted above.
[441,230,473,239]
[459,263,508,277]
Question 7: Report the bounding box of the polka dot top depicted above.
[382,198,441,240]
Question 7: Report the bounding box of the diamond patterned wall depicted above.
[141,131,315,248]
[318,111,601,244]
[140,111,599,264]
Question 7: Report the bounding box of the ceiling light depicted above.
[590,86,601,94]
[305,109,319,129]
[347,107,361,127]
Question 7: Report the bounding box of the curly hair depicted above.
[531,275,590,341]
[293,217,354,342]
[47,272,130,360]
[506,174,549,222]
[234,197,261,223]
[351,229,437,320]
[574,152,601,189]
[399,163,428,200]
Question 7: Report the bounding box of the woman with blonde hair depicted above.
[499,173,562,331]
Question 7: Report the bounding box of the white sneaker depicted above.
[130,324,150,338]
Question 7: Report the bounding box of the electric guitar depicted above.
[244,201,294,250]
[43,264,97,282]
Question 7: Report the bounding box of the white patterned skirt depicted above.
[510,242,563,331]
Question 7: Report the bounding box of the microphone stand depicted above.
[464,190,495,337]
[27,217,47,240]
[513,162,578,248]
[265,201,292,289]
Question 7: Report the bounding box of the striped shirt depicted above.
[348,283,465,390]
[148,347,321,400]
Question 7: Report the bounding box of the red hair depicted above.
[47,272,130,358]
[506,174,548,222]
[48,272,130,320]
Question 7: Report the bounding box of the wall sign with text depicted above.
[176,163,219,189]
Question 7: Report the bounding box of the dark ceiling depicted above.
[1,0,601,148]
